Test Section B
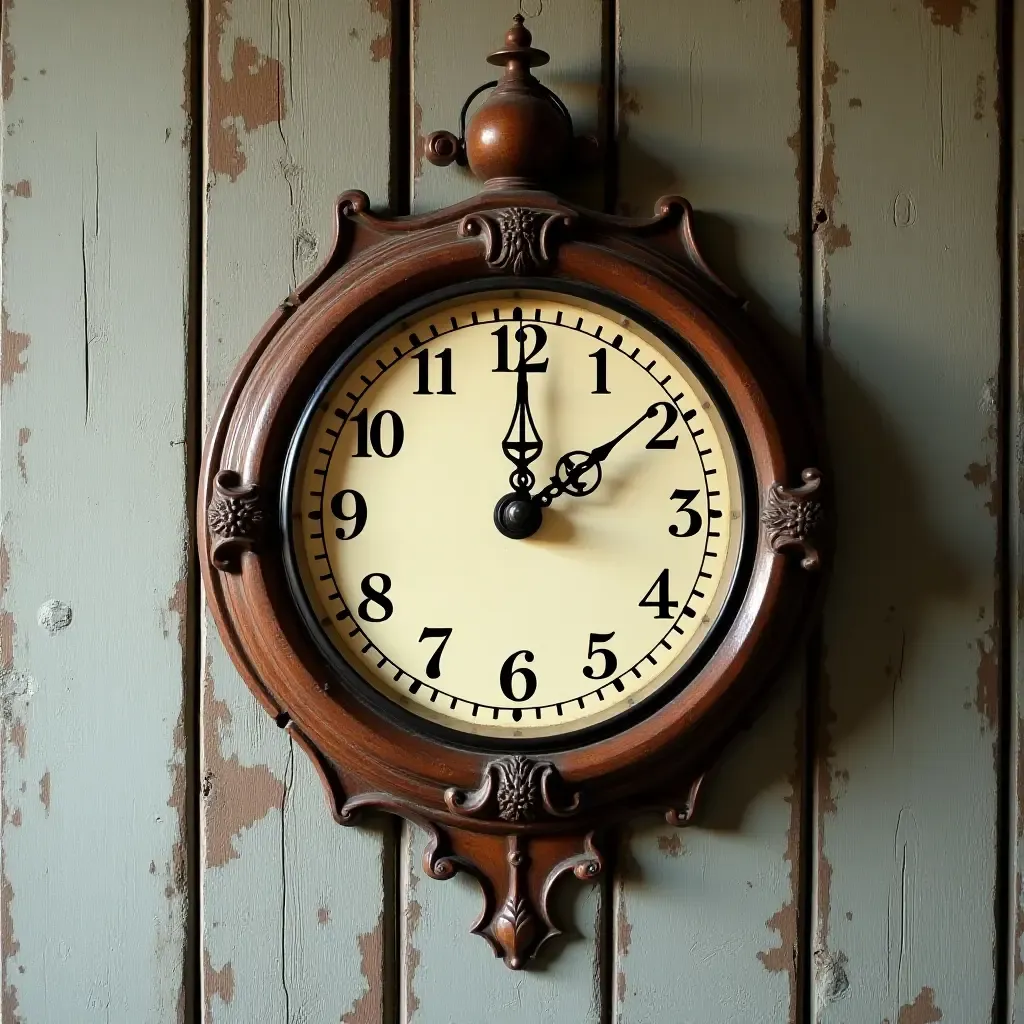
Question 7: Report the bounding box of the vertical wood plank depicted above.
[1013,0,1024,1010]
[814,2,1002,1021]
[0,0,194,1020]
[403,4,606,1019]
[201,1,393,1020]
[614,2,808,1021]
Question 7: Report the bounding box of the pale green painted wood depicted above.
[403,3,606,1018]
[201,1,392,1020]
[614,3,807,1021]
[0,0,193,1020]
[814,2,1001,1021]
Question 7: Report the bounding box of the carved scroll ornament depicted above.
[207,470,265,573]
[761,468,825,571]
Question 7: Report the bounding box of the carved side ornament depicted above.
[207,470,265,573]
[761,468,825,571]
[459,207,575,275]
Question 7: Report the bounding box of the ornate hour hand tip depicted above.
[500,326,545,496]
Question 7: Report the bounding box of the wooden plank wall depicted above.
[4,0,1023,1021]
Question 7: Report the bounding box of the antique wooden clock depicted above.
[200,15,829,969]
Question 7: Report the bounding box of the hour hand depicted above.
[501,330,544,495]
[535,402,668,507]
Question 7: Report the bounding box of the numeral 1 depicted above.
[589,349,610,394]
[412,348,455,395]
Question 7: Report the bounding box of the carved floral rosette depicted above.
[207,470,265,573]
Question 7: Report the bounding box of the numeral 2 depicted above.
[646,403,679,449]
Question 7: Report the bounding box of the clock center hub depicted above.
[494,492,543,540]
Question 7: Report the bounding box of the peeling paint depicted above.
[1,0,15,102]
[779,0,800,49]
[920,0,975,32]
[1,311,29,387]
[616,844,632,1004]
[15,428,28,483]
[818,60,852,256]
[208,0,287,181]
[848,97,862,109]
[405,862,421,1019]
[7,721,24,761]
[413,100,424,181]
[973,74,986,120]
[883,985,943,1024]
[369,0,392,62]
[37,771,48,814]
[203,948,235,1020]
[9,809,20,828]
[3,181,29,198]
[203,655,284,868]
[0,530,19,1020]
[317,906,330,925]
[972,623,998,731]
[656,833,684,857]
[341,915,384,1024]
[757,707,803,1023]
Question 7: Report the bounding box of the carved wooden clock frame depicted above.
[199,16,829,970]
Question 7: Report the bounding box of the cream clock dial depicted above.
[285,288,748,742]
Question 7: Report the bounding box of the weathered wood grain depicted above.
[813,1,1002,1021]
[402,3,606,1018]
[1011,0,1024,1013]
[0,0,193,1019]
[614,2,808,1021]
[201,1,393,1020]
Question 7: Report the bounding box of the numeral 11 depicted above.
[413,348,455,395]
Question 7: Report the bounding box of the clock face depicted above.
[284,287,749,744]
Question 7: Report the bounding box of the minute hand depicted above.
[535,402,671,508]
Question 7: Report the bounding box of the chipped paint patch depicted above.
[203,656,284,868]
[656,832,684,857]
[369,0,392,62]
[1,311,29,387]
[758,705,803,1020]
[616,842,633,1004]
[1,0,15,101]
[818,60,852,256]
[38,771,49,814]
[405,861,421,1019]
[883,985,943,1024]
[972,623,998,731]
[15,428,28,483]
[3,181,28,198]
[208,0,286,181]
[341,915,384,1024]
[203,947,235,1019]
[779,0,800,48]
[1,861,20,1023]
[317,906,330,925]
[848,97,862,109]
[413,101,425,181]
[921,0,975,32]
[7,721,24,761]
[973,74,986,120]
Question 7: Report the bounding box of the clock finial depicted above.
[422,14,597,189]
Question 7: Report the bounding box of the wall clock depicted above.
[200,15,829,970]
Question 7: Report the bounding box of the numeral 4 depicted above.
[639,569,678,619]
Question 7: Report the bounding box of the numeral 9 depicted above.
[330,489,367,540]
